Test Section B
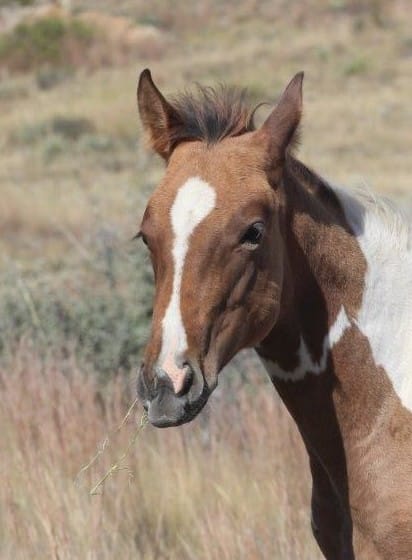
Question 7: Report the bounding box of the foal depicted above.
[136,69,412,559]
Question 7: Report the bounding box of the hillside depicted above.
[0,1,411,558]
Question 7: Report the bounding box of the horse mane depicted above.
[332,183,412,251]
[286,155,411,250]
[168,85,256,147]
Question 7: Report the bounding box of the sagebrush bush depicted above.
[0,248,153,379]
[11,115,95,145]
[0,16,94,71]
[35,65,74,90]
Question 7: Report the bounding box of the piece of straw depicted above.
[75,398,148,495]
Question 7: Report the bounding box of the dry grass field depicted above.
[0,347,319,559]
[0,0,411,558]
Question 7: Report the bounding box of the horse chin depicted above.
[147,386,211,428]
[149,402,205,428]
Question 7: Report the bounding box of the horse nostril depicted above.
[137,362,158,402]
[178,362,194,396]
[150,361,197,398]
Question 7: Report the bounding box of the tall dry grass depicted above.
[0,344,321,559]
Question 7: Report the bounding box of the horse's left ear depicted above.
[137,69,182,160]
[257,72,304,164]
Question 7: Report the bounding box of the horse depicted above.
[135,68,412,559]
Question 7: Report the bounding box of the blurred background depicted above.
[0,1,411,558]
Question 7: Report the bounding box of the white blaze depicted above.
[159,177,216,393]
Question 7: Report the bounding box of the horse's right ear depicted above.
[137,69,181,160]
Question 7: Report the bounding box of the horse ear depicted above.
[258,72,304,164]
[137,69,181,160]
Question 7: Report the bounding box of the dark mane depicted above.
[169,85,256,147]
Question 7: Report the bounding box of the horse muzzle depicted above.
[137,360,210,427]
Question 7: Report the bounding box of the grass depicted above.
[0,0,411,558]
[0,346,321,560]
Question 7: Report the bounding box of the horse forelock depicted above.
[168,85,256,148]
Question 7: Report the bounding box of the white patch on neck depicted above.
[261,306,351,382]
[333,186,412,412]
[159,177,216,392]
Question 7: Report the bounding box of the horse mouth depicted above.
[147,389,210,428]
[138,360,214,428]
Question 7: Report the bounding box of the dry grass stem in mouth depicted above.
[75,398,149,495]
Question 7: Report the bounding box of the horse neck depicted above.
[258,156,366,375]
[256,157,375,494]
[258,157,412,510]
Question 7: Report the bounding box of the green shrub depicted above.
[42,134,66,161]
[0,17,94,72]
[0,0,34,5]
[78,134,115,153]
[36,66,73,90]
[51,116,95,140]
[12,115,95,145]
[343,56,369,76]
[0,248,154,379]
[12,120,48,144]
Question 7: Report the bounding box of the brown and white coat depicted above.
[136,69,412,560]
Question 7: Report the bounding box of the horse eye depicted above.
[240,222,265,248]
